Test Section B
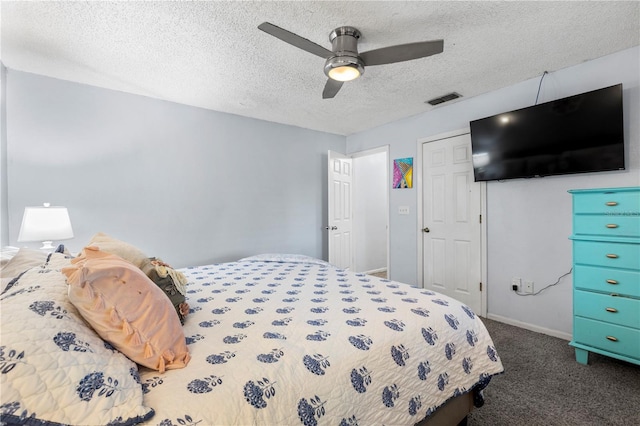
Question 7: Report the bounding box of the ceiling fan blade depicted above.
[258,22,334,59]
[323,79,344,99]
[360,40,444,66]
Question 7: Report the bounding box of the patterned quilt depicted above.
[0,253,503,425]
[138,255,504,426]
[1,253,155,426]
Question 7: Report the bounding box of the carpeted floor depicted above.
[467,318,640,426]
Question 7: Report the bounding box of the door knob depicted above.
[325,226,338,230]
[422,227,430,233]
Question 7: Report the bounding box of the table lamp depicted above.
[17,203,74,250]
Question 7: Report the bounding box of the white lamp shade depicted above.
[17,206,74,243]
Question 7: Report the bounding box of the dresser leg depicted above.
[575,348,589,365]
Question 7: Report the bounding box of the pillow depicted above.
[0,248,48,279]
[88,232,148,268]
[0,252,155,425]
[0,246,20,268]
[1,248,50,294]
[62,246,190,373]
[239,253,332,266]
[140,257,189,325]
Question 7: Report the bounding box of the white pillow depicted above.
[0,248,49,294]
[0,246,19,267]
[0,248,48,279]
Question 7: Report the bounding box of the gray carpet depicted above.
[467,318,640,426]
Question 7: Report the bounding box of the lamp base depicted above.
[40,241,55,250]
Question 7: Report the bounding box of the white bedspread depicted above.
[139,258,503,426]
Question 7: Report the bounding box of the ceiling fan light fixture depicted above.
[258,22,444,99]
[324,56,364,82]
[328,65,360,82]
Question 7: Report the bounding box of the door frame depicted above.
[415,129,488,317]
[350,145,390,277]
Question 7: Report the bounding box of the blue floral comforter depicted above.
[139,257,504,426]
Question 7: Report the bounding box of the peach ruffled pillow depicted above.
[62,246,190,372]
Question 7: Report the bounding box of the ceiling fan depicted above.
[258,22,444,99]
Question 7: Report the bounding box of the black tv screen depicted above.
[469,84,624,182]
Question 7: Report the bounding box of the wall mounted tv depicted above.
[469,84,624,182]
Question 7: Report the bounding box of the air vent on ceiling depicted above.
[426,92,462,106]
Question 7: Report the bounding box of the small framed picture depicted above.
[393,157,413,188]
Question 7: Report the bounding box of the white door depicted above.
[328,151,353,269]
[421,134,482,313]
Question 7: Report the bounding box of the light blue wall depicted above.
[4,70,345,267]
[1,63,8,247]
[346,46,640,337]
[3,47,639,337]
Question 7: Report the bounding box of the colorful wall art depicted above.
[393,157,413,189]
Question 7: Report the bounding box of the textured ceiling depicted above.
[1,1,639,136]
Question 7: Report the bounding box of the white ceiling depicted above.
[1,1,639,136]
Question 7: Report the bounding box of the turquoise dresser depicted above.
[569,187,640,365]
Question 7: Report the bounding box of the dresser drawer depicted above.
[573,240,640,270]
[574,290,640,328]
[573,215,640,238]
[572,190,640,215]
[574,265,640,298]
[573,317,640,361]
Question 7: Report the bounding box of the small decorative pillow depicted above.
[140,257,189,324]
[62,246,191,373]
[0,252,155,425]
[88,232,148,268]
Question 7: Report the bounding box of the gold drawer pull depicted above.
[605,307,618,313]
[606,336,618,342]
[606,224,619,228]
[605,201,618,206]
[606,254,619,259]
[606,279,618,284]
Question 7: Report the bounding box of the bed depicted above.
[1,238,503,426]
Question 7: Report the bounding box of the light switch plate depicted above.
[398,206,410,215]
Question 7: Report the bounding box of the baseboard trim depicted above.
[486,313,572,341]
[365,268,386,275]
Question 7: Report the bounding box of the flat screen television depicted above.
[469,84,624,182]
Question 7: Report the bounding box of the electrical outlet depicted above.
[511,277,521,291]
[524,280,534,294]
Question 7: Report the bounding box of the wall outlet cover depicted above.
[524,280,534,293]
